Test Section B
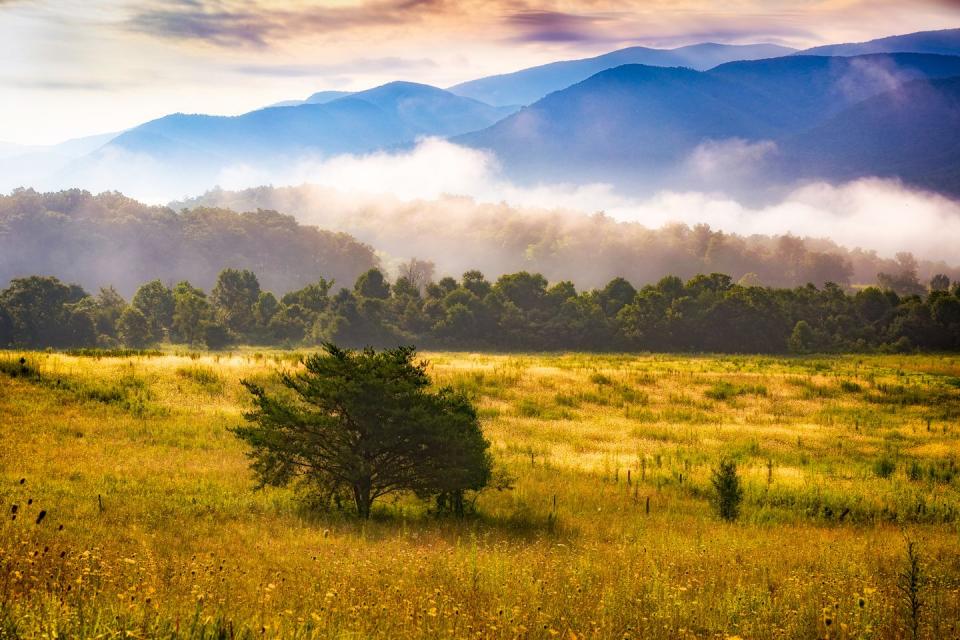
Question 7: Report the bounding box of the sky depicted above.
[1,0,959,145]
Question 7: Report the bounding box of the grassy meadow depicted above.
[1,350,960,638]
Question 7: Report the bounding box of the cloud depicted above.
[505,10,615,43]
[127,0,273,47]
[126,0,457,48]
[201,139,960,264]
[231,57,438,78]
[13,137,960,284]
[3,78,139,91]
[685,138,777,181]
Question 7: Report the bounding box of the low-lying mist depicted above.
[7,137,960,288]
[174,138,959,285]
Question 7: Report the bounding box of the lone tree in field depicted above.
[711,458,743,521]
[234,343,492,518]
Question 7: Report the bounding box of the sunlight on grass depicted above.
[0,351,959,638]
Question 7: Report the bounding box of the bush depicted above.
[233,344,493,518]
[202,323,232,350]
[711,458,743,521]
[874,455,897,479]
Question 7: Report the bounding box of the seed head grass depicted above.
[0,351,959,637]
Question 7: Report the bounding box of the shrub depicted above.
[711,458,743,521]
[873,455,897,479]
[839,380,862,393]
[234,343,493,518]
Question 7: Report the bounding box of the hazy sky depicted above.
[2,0,958,145]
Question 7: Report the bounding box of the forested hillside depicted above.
[0,189,377,295]
[179,185,960,289]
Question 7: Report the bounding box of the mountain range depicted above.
[3,27,960,200]
[101,82,515,163]
[447,42,795,106]
[800,27,960,57]
[457,52,960,194]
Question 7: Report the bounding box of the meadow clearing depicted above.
[0,350,959,639]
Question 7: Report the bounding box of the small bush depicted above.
[0,356,38,379]
[589,373,613,386]
[711,458,743,521]
[839,380,862,393]
[705,381,767,401]
[873,455,897,479]
[907,461,924,482]
[176,365,223,392]
[516,399,543,418]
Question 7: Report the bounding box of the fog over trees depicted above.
[178,185,960,290]
[0,189,377,296]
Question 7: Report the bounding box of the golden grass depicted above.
[1,351,959,638]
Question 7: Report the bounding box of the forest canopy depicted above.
[5,189,959,298]
[177,185,960,290]
[0,188,378,296]
[2,266,958,354]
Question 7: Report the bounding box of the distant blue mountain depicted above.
[800,28,960,57]
[781,76,960,193]
[457,53,960,193]
[100,82,516,165]
[269,90,354,108]
[448,42,795,106]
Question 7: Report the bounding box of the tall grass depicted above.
[0,351,958,638]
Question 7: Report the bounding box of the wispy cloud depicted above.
[232,57,438,78]
[126,0,457,48]
[505,10,615,43]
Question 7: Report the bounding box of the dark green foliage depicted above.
[171,281,211,345]
[788,320,814,354]
[131,280,174,340]
[711,458,743,521]
[0,276,94,348]
[233,344,492,518]
[202,322,232,350]
[211,269,261,334]
[354,269,391,299]
[3,267,960,352]
[873,455,897,479]
[117,307,152,348]
[0,303,12,347]
[0,189,378,296]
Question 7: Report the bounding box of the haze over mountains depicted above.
[1,26,959,242]
[800,27,960,57]
[83,82,515,174]
[458,52,960,195]
[447,42,796,107]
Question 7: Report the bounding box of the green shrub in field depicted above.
[908,461,924,482]
[0,356,38,379]
[874,455,897,479]
[705,381,767,401]
[176,365,224,392]
[517,398,544,418]
[839,380,863,393]
[711,458,743,521]
[590,372,613,386]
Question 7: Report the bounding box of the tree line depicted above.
[3,264,959,353]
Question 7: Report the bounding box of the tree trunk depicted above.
[352,479,372,519]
